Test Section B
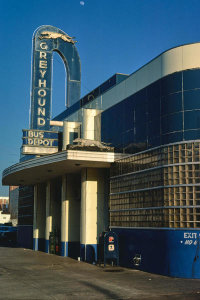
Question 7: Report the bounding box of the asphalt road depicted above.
[0,246,200,299]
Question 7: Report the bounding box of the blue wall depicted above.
[101,69,200,152]
[18,225,33,249]
[112,227,200,278]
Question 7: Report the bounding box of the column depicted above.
[33,183,46,251]
[62,121,80,150]
[61,174,81,257]
[61,175,69,256]
[82,109,100,140]
[45,181,52,253]
[68,174,81,258]
[80,168,108,262]
[33,185,39,251]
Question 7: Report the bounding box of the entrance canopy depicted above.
[2,150,125,186]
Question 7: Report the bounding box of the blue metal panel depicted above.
[68,242,80,259]
[45,239,49,253]
[37,238,45,252]
[112,227,200,278]
[17,226,33,249]
[80,244,97,262]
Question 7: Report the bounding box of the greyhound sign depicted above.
[30,25,81,130]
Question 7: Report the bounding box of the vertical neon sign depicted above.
[30,25,81,130]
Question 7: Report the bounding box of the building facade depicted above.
[2,26,200,278]
[0,196,9,212]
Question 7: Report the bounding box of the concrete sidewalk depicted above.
[0,246,200,299]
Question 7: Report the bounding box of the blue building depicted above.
[2,26,200,278]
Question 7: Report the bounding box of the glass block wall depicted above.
[110,141,200,228]
[18,186,34,226]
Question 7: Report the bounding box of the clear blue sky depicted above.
[0,0,200,195]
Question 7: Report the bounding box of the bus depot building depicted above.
[3,25,200,278]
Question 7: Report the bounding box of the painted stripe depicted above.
[33,238,38,251]
[60,242,68,257]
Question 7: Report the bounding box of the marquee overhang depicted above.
[2,150,125,186]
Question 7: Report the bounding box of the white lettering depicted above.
[185,240,193,245]
[26,135,56,147]
[40,42,48,50]
[38,98,46,106]
[28,138,33,145]
[28,131,34,138]
[40,51,47,59]
[38,107,45,116]
[39,60,47,69]
[39,132,44,138]
[28,130,44,138]
[31,138,54,147]
[43,139,49,146]
[39,70,46,78]
[33,42,49,129]
[184,232,197,239]
[38,89,47,97]
[37,118,46,126]
[39,79,46,88]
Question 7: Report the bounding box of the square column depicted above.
[45,181,52,253]
[33,185,39,251]
[61,175,68,256]
[33,184,46,251]
[45,179,61,254]
[80,168,108,262]
[82,109,100,140]
[61,174,80,257]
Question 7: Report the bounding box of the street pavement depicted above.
[0,246,200,299]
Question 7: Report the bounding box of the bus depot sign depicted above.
[22,129,59,155]
[30,25,81,130]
